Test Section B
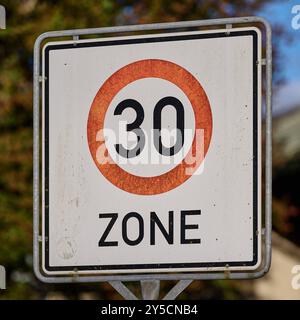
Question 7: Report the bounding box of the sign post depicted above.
[33,17,272,299]
[0,5,5,30]
[0,265,5,290]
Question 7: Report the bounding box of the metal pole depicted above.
[109,281,139,300]
[141,280,160,300]
[0,5,5,29]
[0,265,5,289]
[163,280,193,300]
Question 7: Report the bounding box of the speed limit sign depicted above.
[42,27,261,275]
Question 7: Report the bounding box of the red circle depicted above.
[87,59,212,195]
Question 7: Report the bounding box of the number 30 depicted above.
[114,96,185,158]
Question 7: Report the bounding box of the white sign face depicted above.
[42,27,261,275]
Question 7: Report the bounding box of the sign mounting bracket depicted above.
[109,280,193,300]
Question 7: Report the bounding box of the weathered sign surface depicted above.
[42,28,261,275]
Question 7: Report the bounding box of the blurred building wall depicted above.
[253,232,300,299]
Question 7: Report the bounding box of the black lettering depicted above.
[98,213,118,247]
[150,211,174,245]
[180,210,201,244]
[122,212,144,246]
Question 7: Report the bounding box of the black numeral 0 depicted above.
[153,96,184,156]
[114,96,185,158]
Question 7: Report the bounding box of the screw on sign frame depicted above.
[33,18,272,298]
[87,59,213,195]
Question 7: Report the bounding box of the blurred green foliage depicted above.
[0,0,283,300]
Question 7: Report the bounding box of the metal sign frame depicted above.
[33,16,272,285]
[0,5,6,291]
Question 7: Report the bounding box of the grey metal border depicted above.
[33,16,272,283]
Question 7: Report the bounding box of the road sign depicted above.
[41,26,262,276]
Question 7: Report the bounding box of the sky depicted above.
[259,0,300,115]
